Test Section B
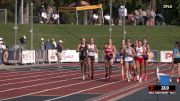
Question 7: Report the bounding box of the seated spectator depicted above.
[52,12,59,24]
[93,13,99,25]
[104,13,114,25]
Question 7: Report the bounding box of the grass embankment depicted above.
[0,23,179,51]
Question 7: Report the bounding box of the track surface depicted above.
[0,63,179,101]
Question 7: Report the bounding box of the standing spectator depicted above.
[40,38,45,50]
[0,38,3,49]
[142,9,147,25]
[56,40,63,68]
[51,38,57,49]
[135,10,140,25]
[44,39,52,49]
[19,35,26,50]
[1,41,6,50]
[118,5,127,25]
[150,9,156,26]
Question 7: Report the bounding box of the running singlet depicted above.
[124,47,134,62]
[87,44,95,57]
[173,48,180,58]
[143,44,149,60]
[105,45,114,59]
[79,44,87,57]
[136,46,143,57]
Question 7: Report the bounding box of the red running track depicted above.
[0,63,171,101]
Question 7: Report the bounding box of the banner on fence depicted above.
[61,50,98,62]
[160,50,173,62]
[22,50,35,64]
[148,50,158,62]
[36,49,45,62]
[61,50,79,62]
[47,49,58,62]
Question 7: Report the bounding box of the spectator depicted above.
[52,12,59,24]
[40,38,45,50]
[92,13,99,25]
[44,39,52,49]
[104,13,114,25]
[19,35,26,50]
[128,12,135,25]
[135,10,140,25]
[142,9,147,25]
[56,40,63,68]
[1,41,6,50]
[150,9,156,26]
[51,38,57,49]
[0,38,3,49]
[118,5,127,25]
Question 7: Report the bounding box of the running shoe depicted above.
[169,78,172,82]
[139,77,142,82]
[136,75,140,80]
[177,77,180,83]
[82,75,85,80]
[127,78,131,82]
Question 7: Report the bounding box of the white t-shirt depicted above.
[53,14,59,20]
[104,15,110,20]
[119,8,127,17]
[93,14,98,19]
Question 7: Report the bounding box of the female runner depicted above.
[122,40,136,82]
[143,38,151,81]
[87,38,98,80]
[135,40,146,82]
[77,37,88,80]
[171,41,180,83]
[103,38,116,80]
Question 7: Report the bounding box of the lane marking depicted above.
[0,70,122,101]
[0,69,113,93]
[44,64,168,101]
[0,63,167,101]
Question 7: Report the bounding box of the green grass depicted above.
[0,23,180,51]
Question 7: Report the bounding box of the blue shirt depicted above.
[173,48,180,58]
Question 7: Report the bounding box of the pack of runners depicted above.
[76,38,180,83]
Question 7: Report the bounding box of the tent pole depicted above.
[76,10,79,25]
[101,7,104,25]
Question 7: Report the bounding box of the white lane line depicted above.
[85,64,168,101]
[94,69,170,101]
[44,71,159,101]
[0,64,81,77]
[44,64,168,101]
[0,69,111,93]
[0,70,82,87]
[0,69,80,82]
[0,70,62,78]
[1,63,167,101]
[110,71,177,101]
[0,63,80,75]
[0,70,121,101]
[0,63,111,86]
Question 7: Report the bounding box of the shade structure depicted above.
[58,4,104,25]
